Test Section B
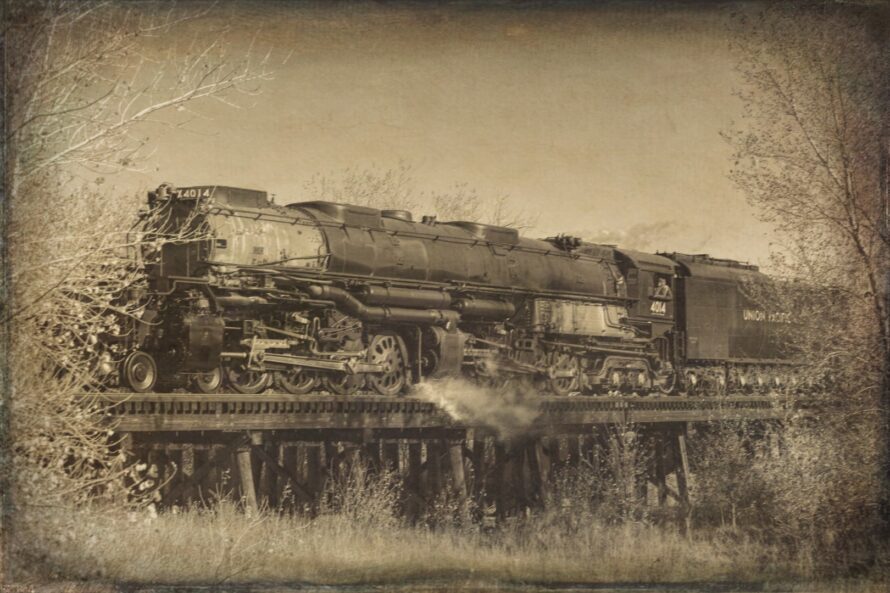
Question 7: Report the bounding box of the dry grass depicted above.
[11,438,888,588]
[11,500,796,587]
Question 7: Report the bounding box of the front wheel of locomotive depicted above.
[366,333,408,396]
[274,368,318,394]
[121,351,158,393]
[190,367,223,394]
[225,364,270,394]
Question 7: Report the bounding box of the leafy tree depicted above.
[725,2,890,567]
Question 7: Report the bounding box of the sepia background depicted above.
[105,0,773,264]
[3,0,889,588]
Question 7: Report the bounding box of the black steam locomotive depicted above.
[117,183,794,395]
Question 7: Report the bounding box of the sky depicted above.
[117,1,775,266]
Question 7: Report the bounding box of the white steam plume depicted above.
[411,377,542,439]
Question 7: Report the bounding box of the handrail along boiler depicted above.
[117,183,794,395]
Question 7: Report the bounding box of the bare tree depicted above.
[302,163,538,230]
[725,2,890,562]
[5,1,270,184]
[1,1,275,568]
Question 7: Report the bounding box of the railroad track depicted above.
[93,392,808,433]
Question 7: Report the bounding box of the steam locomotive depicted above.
[116,183,794,395]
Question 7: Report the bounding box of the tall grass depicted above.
[11,461,795,586]
[13,500,790,585]
[9,423,889,586]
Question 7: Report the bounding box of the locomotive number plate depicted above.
[179,187,212,198]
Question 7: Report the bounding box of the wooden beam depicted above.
[306,444,324,507]
[236,443,259,515]
[251,444,314,501]
[494,442,509,519]
[282,444,299,507]
[258,441,278,510]
[405,441,424,522]
[567,435,580,466]
[447,441,466,498]
[649,476,681,503]
[160,437,244,506]
[675,431,692,535]
[654,433,668,506]
[383,440,400,473]
[427,440,443,496]
[471,437,487,499]
[527,440,545,507]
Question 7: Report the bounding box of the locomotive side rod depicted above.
[260,352,384,374]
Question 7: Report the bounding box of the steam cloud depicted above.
[579,220,711,254]
[411,377,542,439]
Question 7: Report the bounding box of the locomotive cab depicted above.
[614,249,677,339]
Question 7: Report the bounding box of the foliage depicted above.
[540,428,651,530]
[688,422,773,531]
[726,4,889,366]
[689,417,884,575]
[2,0,273,517]
[318,457,401,529]
[725,2,890,567]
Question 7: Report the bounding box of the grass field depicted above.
[11,499,798,586]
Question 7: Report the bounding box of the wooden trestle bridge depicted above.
[98,392,808,521]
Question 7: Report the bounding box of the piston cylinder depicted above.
[451,298,516,320]
[357,285,452,308]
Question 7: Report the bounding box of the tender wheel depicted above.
[683,371,699,395]
[533,350,550,392]
[324,372,364,395]
[714,372,728,396]
[655,363,677,395]
[225,364,270,394]
[366,333,408,396]
[121,351,157,393]
[190,367,223,394]
[733,370,753,394]
[548,351,579,396]
[755,373,770,394]
[274,368,317,394]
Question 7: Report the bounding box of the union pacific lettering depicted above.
[742,309,792,323]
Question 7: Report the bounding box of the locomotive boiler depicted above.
[117,183,794,396]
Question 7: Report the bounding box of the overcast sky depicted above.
[118,1,774,266]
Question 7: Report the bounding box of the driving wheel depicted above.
[225,364,270,394]
[324,372,364,395]
[274,367,318,394]
[548,351,579,396]
[190,367,223,394]
[366,333,408,396]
